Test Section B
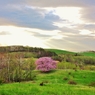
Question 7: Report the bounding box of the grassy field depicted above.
[46,49,75,55]
[0,69,95,95]
[80,51,95,57]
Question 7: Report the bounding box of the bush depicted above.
[24,52,34,58]
[74,56,95,65]
[52,56,63,62]
[88,82,95,87]
[0,78,4,85]
[0,53,37,83]
[35,57,57,72]
[68,80,77,85]
[57,61,76,69]
[63,77,68,80]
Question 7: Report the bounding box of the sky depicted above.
[0,0,95,52]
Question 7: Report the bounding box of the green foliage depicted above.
[63,77,68,80]
[57,61,76,69]
[36,50,57,58]
[64,54,75,63]
[24,52,37,58]
[0,53,36,83]
[83,65,95,70]
[0,79,4,85]
[47,49,95,65]
[52,55,63,62]
[74,56,95,65]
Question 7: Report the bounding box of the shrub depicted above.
[35,57,57,72]
[68,80,77,85]
[0,53,37,83]
[52,56,63,62]
[88,82,95,87]
[63,77,68,80]
[24,52,34,58]
[74,56,95,65]
[57,61,76,69]
[0,78,4,85]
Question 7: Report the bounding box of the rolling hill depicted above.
[46,49,75,55]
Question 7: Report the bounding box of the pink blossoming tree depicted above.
[35,57,57,72]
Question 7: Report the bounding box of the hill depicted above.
[46,49,95,57]
[46,49,75,55]
[80,51,95,57]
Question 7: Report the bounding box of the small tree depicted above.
[35,57,57,72]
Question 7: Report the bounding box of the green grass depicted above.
[0,69,95,95]
[46,49,75,55]
[80,51,95,57]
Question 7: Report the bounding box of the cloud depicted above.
[1,0,95,8]
[45,34,95,52]
[60,27,79,34]
[80,7,95,23]
[26,30,52,39]
[0,31,10,35]
[77,24,95,30]
[24,0,95,7]
[43,25,95,51]
[76,24,95,36]
[25,29,62,41]
[0,18,15,25]
[0,5,62,30]
[0,0,95,30]
[0,0,23,6]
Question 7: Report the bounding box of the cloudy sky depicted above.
[0,0,95,52]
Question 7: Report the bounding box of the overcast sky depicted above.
[0,0,95,52]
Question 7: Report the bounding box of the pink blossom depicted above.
[35,57,57,72]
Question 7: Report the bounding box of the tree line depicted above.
[0,46,57,58]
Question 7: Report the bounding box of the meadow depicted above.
[0,70,95,95]
[0,46,95,95]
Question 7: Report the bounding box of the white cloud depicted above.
[54,7,83,24]
[79,29,92,35]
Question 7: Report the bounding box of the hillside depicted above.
[46,49,95,57]
[46,49,75,55]
[80,51,95,57]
